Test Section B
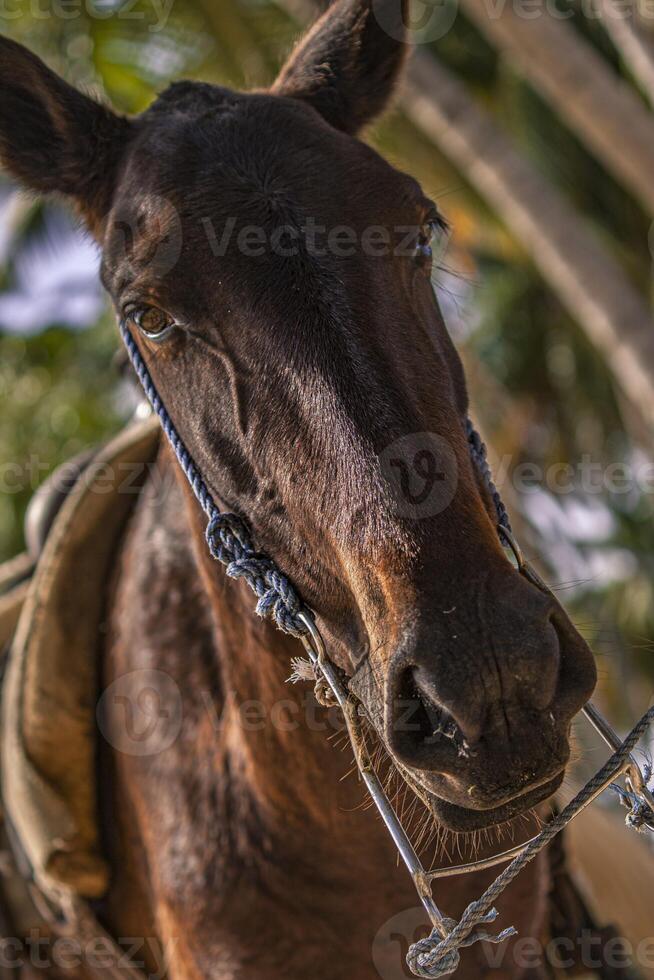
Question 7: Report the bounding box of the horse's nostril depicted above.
[389,667,473,764]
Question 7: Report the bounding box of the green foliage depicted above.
[0,316,123,560]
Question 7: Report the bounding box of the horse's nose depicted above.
[383,582,567,772]
[384,661,489,770]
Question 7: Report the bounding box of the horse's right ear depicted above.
[273,0,409,134]
[0,36,132,232]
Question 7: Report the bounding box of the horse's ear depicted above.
[0,35,133,232]
[273,0,409,134]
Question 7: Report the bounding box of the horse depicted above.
[1,0,632,975]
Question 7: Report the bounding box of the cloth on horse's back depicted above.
[0,450,97,666]
[0,555,32,654]
[547,815,646,980]
[0,417,160,905]
[563,805,654,979]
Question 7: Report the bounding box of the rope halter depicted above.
[119,317,654,980]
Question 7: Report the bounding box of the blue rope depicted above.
[119,321,510,638]
[118,321,654,980]
[119,321,306,637]
[466,419,512,533]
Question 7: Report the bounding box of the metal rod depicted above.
[427,754,631,879]
[508,541,654,818]
[583,701,654,811]
[297,610,447,936]
[296,611,652,894]
[584,701,627,752]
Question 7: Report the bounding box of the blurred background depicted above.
[1,0,653,736]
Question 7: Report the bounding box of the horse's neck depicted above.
[101,445,550,979]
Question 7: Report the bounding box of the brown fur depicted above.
[100,446,553,979]
[0,1,602,975]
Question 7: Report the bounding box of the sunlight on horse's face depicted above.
[99,90,596,830]
[0,0,597,832]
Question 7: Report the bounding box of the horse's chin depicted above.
[395,764,565,833]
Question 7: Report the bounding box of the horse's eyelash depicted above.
[429,213,449,237]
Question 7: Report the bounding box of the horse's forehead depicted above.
[119,90,408,224]
[134,93,327,185]
[103,96,418,300]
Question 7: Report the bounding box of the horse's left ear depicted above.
[273,0,409,134]
[0,35,133,232]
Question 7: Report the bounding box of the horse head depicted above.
[0,0,596,833]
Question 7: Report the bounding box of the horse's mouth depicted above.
[351,673,568,833]
[395,762,565,833]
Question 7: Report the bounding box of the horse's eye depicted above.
[415,226,434,265]
[414,213,448,269]
[129,306,176,342]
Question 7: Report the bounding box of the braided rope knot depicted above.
[206,512,252,562]
[205,513,307,637]
[120,316,510,647]
[407,706,654,979]
[121,317,654,980]
[407,912,517,979]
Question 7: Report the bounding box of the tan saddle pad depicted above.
[1,417,160,904]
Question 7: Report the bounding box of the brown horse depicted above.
[0,1,607,976]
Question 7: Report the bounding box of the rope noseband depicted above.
[119,318,654,979]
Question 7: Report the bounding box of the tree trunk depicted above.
[405,51,654,428]
[592,0,654,105]
[459,0,654,216]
